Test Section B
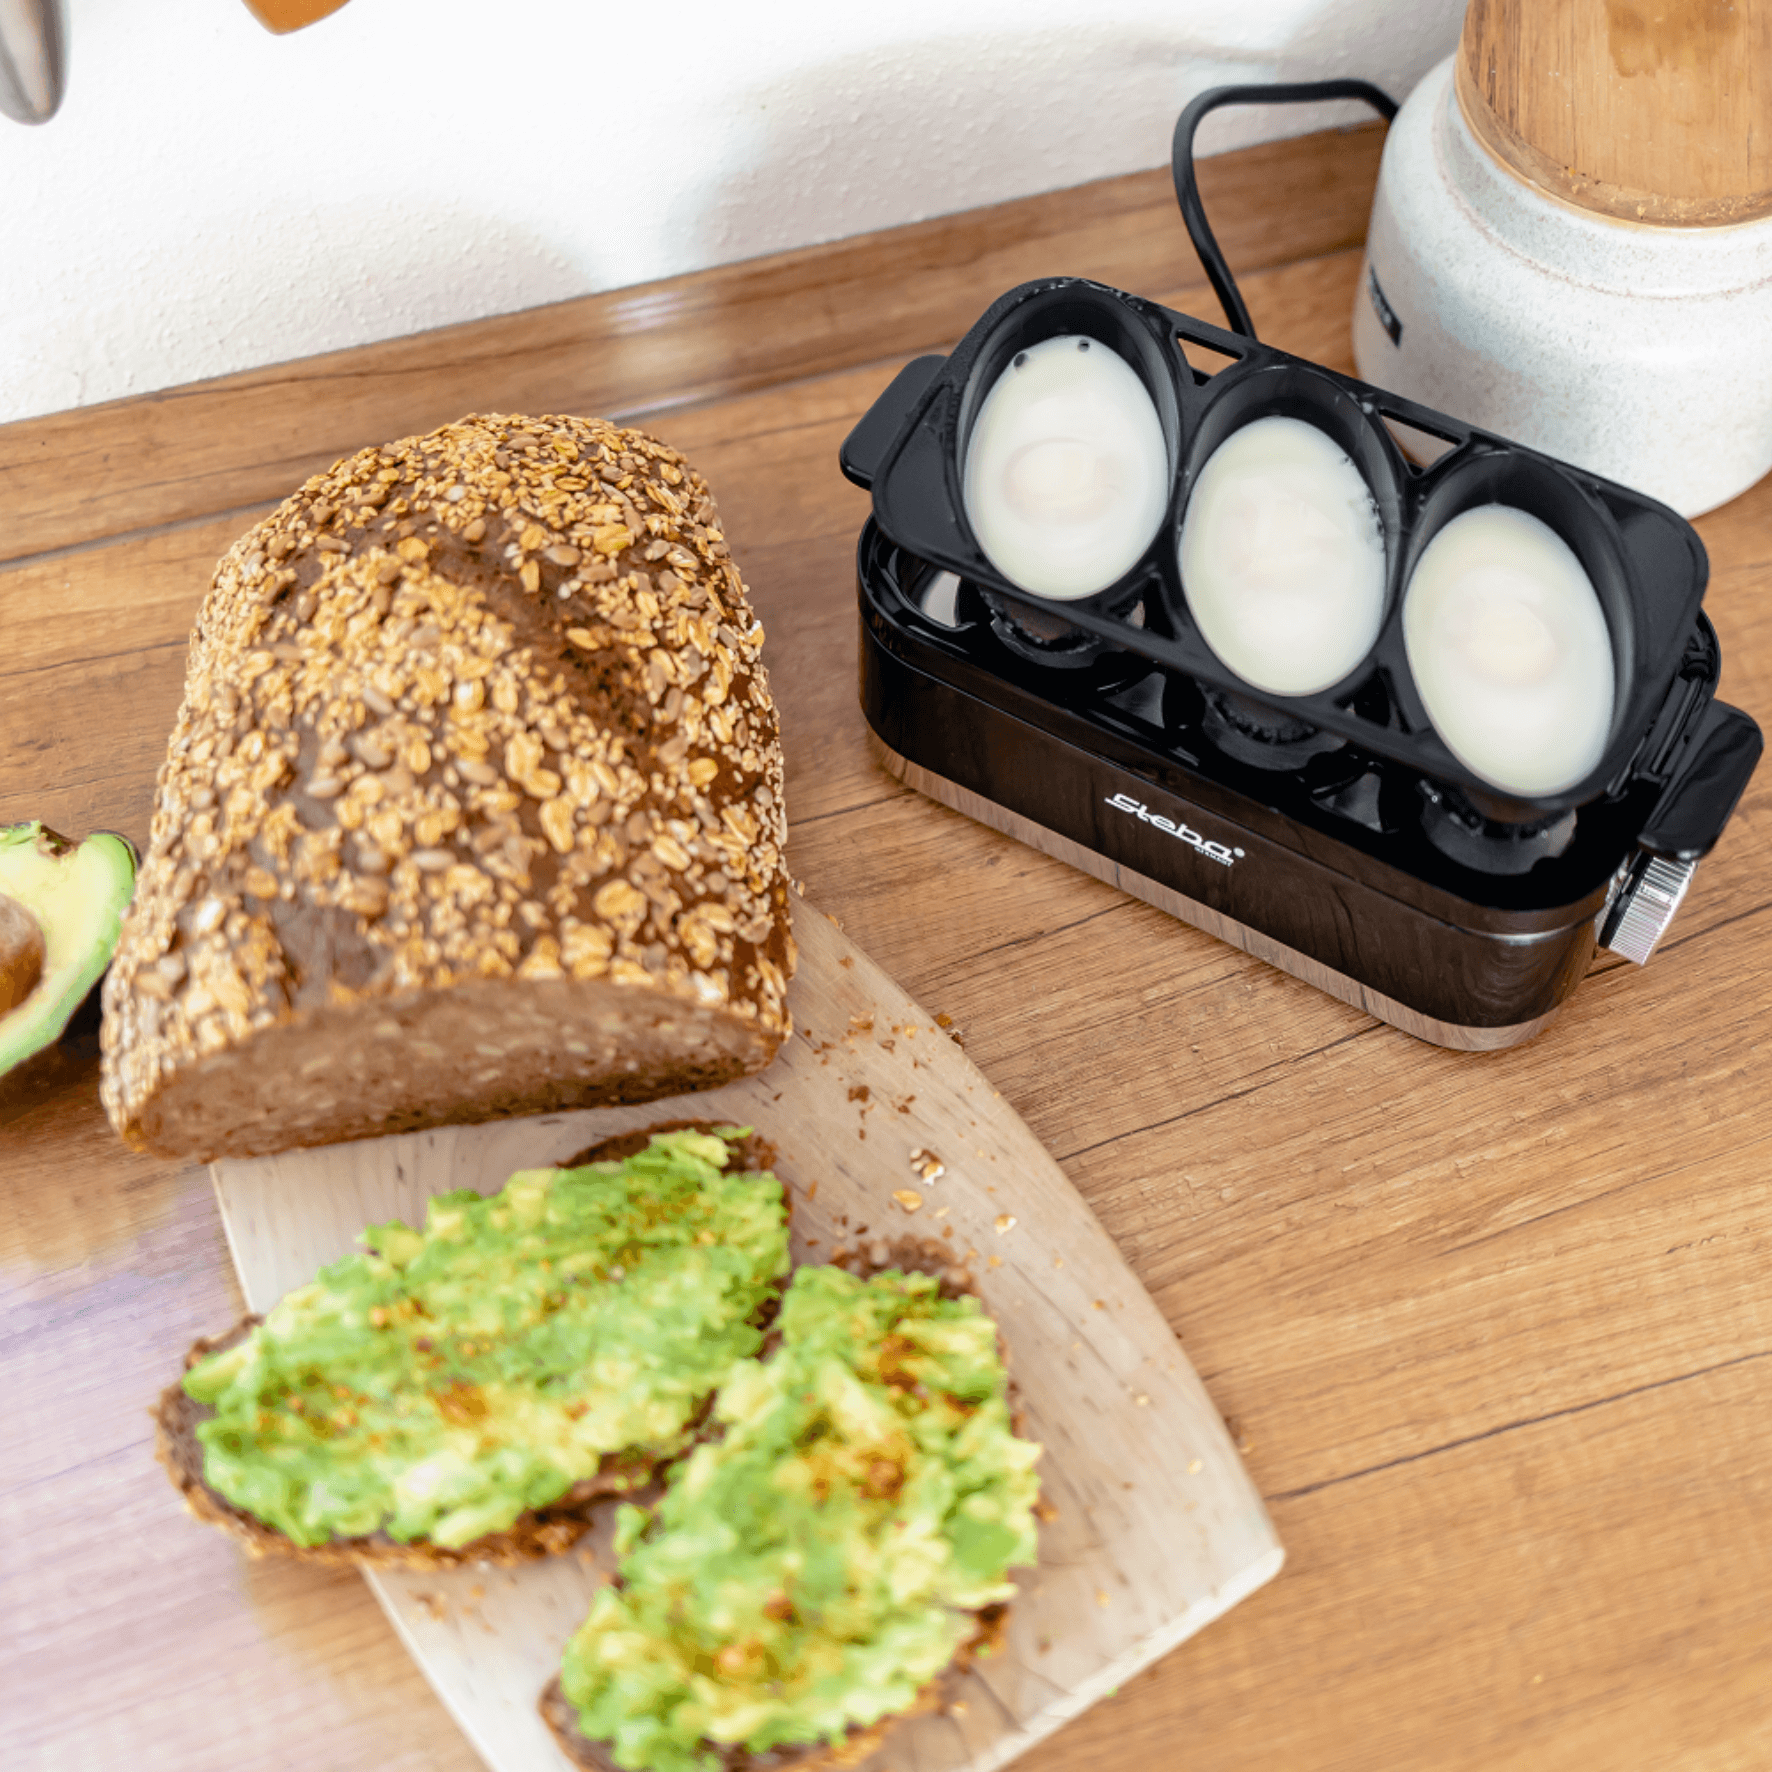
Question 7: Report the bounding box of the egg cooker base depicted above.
[855,522,1757,1048]
[843,281,1761,1047]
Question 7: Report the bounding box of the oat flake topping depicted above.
[101,413,795,1153]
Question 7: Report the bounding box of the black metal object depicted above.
[842,277,1761,1043]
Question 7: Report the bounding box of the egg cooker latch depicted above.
[1598,696,1763,964]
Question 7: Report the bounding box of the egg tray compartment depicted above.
[861,519,1726,909]
[840,276,1712,826]
[855,524,1762,1042]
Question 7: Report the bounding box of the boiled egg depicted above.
[962,335,1169,602]
[1402,504,1614,797]
[1178,415,1387,696]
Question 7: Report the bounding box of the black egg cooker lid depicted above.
[841,276,1736,831]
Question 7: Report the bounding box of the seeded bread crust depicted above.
[153,1124,782,1568]
[538,1240,1017,1772]
[100,414,794,1161]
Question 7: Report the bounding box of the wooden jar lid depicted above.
[1456,0,1772,225]
[242,0,352,32]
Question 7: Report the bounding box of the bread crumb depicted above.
[892,1190,923,1214]
[1187,1458,1204,1475]
[993,1214,1016,1235]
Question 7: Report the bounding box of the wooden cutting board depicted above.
[209,896,1283,1772]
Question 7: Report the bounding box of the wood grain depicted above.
[6,119,1772,1772]
[0,126,1384,568]
[210,899,1282,1772]
[1458,0,1772,223]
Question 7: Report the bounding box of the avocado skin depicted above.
[0,824,137,1087]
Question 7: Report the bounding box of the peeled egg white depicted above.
[1178,415,1387,696]
[962,335,1169,602]
[1402,505,1615,797]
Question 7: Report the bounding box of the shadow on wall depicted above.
[678,6,1462,276]
[11,195,586,417]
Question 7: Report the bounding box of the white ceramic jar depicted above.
[1353,55,1772,518]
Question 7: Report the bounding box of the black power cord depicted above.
[1171,80,1398,340]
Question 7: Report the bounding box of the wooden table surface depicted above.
[5,124,1771,1772]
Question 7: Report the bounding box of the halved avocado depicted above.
[0,823,137,1080]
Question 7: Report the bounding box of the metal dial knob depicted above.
[1601,853,1698,966]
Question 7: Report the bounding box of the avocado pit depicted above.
[0,891,46,1016]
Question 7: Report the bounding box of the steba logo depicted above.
[1104,792,1244,868]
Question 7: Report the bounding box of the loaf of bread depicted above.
[101,414,795,1159]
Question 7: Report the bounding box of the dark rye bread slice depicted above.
[539,1238,1022,1772]
[538,1605,1010,1772]
[154,1124,780,1569]
[101,412,795,1162]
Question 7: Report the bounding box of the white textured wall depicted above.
[1,0,1462,423]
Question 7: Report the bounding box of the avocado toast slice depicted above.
[541,1246,1041,1772]
[155,1124,789,1568]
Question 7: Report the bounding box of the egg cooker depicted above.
[841,276,1763,1048]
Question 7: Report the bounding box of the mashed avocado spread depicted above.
[183,1128,789,1549]
[559,1264,1042,1772]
